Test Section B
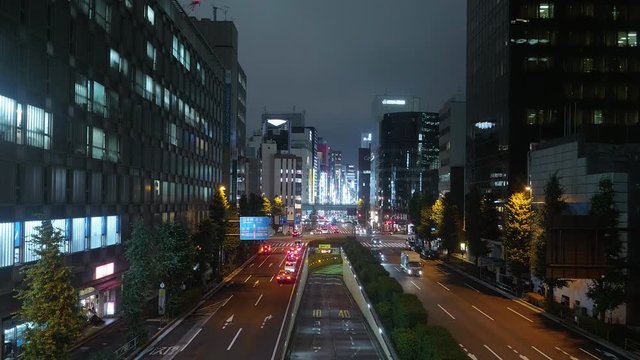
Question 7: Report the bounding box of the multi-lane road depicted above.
[139,240,303,360]
[366,236,629,360]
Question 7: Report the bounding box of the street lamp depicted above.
[525,186,532,198]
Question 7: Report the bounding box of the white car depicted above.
[284,261,297,273]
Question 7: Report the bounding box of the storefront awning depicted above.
[94,278,121,292]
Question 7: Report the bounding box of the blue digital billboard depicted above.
[240,217,270,241]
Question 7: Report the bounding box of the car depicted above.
[420,249,438,260]
[260,244,272,254]
[371,238,382,246]
[371,249,385,263]
[286,253,298,262]
[276,270,294,284]
[292,230,302,237]
[284,261,297,273]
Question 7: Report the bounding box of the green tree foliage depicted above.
[271,195,286,231]
[193,218,215,283]
[157,222,196,290]
[480,193,501,240]
[532,173,568,301]
[430,197,444,230]
[261,195,272,217]
[408,192,424,226]
[223,207,241,270]
[209,187,230,274]
[465,188,489,267]
[248,193,263,216]
[416,205,434,247]
[15,221,83,359]
[503,192,535,293]
[122,220,156,339]
[438,193,460,259]
[587,178,625,323]
[238,194,249,216]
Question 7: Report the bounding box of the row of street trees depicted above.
[411,175,626,323]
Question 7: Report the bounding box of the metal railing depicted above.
[114,336,138,359]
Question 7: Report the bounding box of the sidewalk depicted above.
[442,254,640,360]
[69,256,255,359]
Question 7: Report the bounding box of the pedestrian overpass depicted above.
[301,203,358,214]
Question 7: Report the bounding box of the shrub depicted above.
[392,293,428,329]
[416,325,468,360]
[375,300,395,331]
[366,276,402,303]
[391,328,418,360]
[360,263,388,284]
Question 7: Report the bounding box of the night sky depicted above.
[192,1,466,163]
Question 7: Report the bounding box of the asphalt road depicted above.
[287,272,384,359]
[139,240,304,360]
[364,236,629,360]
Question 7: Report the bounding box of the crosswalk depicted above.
[360,242,407,249]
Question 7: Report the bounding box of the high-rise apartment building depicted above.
[467,1,640,200]
[0,1,226,355]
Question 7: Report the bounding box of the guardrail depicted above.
[115,336,138,359]
[341,250,398,360]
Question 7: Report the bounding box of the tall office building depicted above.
[261,111,305,152]
[467,1,640,200]
[378,112,439,231]
[358,133,373,225]
[438,97,467,214]
[291,126,317,205]
[192,19,247,204]
[0,1,226,355]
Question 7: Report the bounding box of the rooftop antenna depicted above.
[212,2,230,21]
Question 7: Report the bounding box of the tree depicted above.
[417,205,436,248]
[122,219,156,340]
[408,193,424,226]
[248,193,263,216]
[357,198,366,226]
[587,178,625,323]
[193,218,215,283]
[209,187,230,275]
[238,194,249,216]
[156,222,196,290]
[430,197,445,230]
[261,195,272,217]
[465,189,489,267]
[532,173,568,302]
[503,192,535,294]
[439,193,460,259]
[16,221,83,359]
[271,195,286,231]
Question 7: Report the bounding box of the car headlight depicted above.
[408,270,412,274]
[419,270,423,275]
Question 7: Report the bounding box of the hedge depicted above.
[343,239,465,360]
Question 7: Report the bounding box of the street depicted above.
[139,240,303,360]
[362,236,629,360]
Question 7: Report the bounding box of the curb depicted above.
[440,261,640,360]
[128,255,258,360]
[70,317,123,351]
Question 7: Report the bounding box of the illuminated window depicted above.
[593,110,603,124]
[618,32,637,47]
[146,42,156,69]
[25,105,52,149]
[90,216,103,249]
[144,5,154,26]
[0,94,17,143]
[89,127,105,160]
[582,58,593,72]
[538,3,554,18]
[71,218,86,252]
[0,222,14,267]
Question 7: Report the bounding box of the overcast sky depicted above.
[193,1,466,163]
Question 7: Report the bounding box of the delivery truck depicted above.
[400,251,422,276]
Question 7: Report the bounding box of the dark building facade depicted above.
[0,1,226,356]
[357,147,372,225]
[191,19,247,205]
[378,112,439,231]
[467,0,640,200]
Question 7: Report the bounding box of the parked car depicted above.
[420,249,438,260]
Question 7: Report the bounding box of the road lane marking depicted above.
[269,262,273,267]
[227,328,243,350]
[555,347,579,360]
[313,309,322,318]
[531,346,554,360]
[394,266,401,272]
[579,348,601,359]
[410,280,421,290]
[244,275,252,283]
[180,328,202,352]
[270,275,275,282]
[253,280,260,288]
[438,304,456,320]
[472,305,494,321]
[465,282,480,292]
[254,294,263,306]
[507,307,533,322]
[249,263,255,267]
[437,282,450,291]
[258,255,270,267]
[513,298,543,313]
[222,295,233,307]
[484,345,503,360]
[279,257,286,267]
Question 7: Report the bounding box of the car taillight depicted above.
[286,276,291,279]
